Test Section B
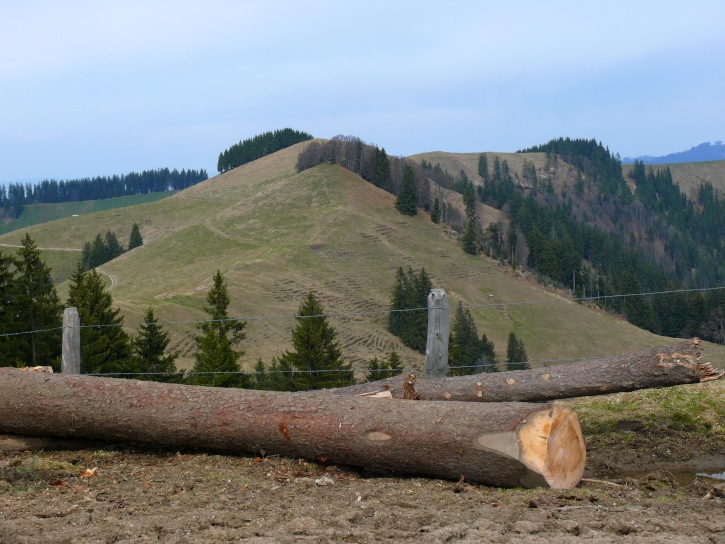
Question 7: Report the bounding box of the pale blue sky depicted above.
[2,0,724,182]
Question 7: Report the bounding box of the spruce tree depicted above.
[461,181,479,255]
[128,223,143,250]
[479,333,498,372]
[0,251,20,366]
[388,267,431,353]
[478,153,489,181]
[67,262,133,374]
[431,198,441,223]
[449,303,482,376]
[14,234,62,367]
[192,270,247,387]
[372,147,391,189]
[104,230,124,260]
[277,292,353,391]
[395,163,418,216]
[506,332,529,371]
[132,307,177,381]
[365,350,404,381]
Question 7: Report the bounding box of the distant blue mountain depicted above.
[622,141,725,164]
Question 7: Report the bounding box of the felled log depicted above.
[335,339,723,402]
[0,368,585,489]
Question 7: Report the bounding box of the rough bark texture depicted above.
[0,368,585,489]
[336,339,723,402]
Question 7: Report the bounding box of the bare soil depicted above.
[1,423,724,544]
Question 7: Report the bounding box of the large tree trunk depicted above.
[0,368,585,489]
[336,339,723,402]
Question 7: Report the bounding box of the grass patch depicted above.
[568,380,725,438]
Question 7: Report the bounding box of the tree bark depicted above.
[334,339,723,402]
[0,368,585,489]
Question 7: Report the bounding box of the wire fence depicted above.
[3,284,725,339]
[2,284,724,379]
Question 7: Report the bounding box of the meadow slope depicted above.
[0,143,696,373]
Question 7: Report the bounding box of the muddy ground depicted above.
[2,392,724,543]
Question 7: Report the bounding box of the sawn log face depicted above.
[0,369,585,489]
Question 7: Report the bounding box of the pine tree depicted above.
[132,307,177,381]
[506,332,529,371]
[128,223,143,250]
[395,164,418,216]
[277,292,353,391]
[67,262,133,374]
[14,234,62,367]
[192,270,247,387]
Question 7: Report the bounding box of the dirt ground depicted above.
[2,397,724,543]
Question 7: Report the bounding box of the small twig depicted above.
[580,478,627,488]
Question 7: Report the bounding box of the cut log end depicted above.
[474,404,586,489]
[517,405,586,490]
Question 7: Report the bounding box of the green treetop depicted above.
[277,292,354,391]
[132,307,177,380]
[395,163,418,216]
[192,270,247,387]
[67,261,133,374]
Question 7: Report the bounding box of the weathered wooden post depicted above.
[61,307,81,375]
[424,289,449,378]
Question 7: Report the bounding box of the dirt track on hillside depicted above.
[1,424,724,543]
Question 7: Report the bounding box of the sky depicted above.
[2,0,724,182]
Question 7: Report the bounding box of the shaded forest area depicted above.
[217,128,313,173]
[0,168,208,219]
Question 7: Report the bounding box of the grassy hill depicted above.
[2,142,716,374]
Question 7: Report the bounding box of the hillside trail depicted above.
[0,243,81,252]
[96,268,117,291]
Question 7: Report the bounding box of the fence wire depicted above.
[2,284,725,339]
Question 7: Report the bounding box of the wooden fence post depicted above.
[62,307,81,375]
[424,289,449,378]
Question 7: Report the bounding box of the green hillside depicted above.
[0,142,710,373]
[0,192,173,236]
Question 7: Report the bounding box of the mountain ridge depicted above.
[623,141,725,164]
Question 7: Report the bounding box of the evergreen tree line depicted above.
[81,224,143,270]
[217,128,313,173]
[470,139,725,342]
[386,266,529,372]
[0,241,364,390]
[0,169,208,217]
[519,137,631,202]
[0,238,536,388]
[0,239,176,376]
